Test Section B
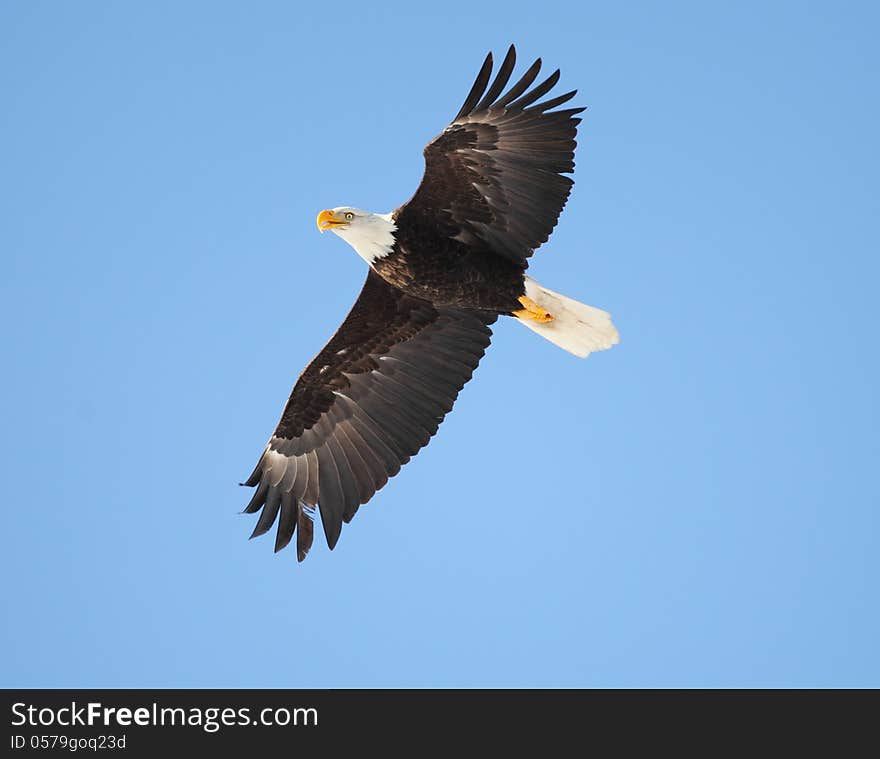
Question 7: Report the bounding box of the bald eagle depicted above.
[242,45,619,561]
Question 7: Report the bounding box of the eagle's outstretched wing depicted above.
[395,44,585,265]
[242,270,495,560]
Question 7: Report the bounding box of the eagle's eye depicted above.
[344,212,354,221]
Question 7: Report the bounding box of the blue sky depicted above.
[2,1,878,687]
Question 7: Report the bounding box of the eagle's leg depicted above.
[513,295,554,323]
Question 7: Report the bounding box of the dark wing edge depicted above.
[397,44,586,265]
[242,270,495,561]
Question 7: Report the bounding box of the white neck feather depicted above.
[334,212,397,264]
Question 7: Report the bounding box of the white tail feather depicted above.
[515,276,620,358]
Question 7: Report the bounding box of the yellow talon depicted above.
[513,295,554,323]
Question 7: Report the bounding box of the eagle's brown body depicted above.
[374,223,527,313]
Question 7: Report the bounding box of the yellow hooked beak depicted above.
[317,209,349,232]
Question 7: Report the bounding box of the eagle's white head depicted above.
[317,206,397,264]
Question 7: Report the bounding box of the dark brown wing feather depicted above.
[395,44,585,266]
[243,270,495,560]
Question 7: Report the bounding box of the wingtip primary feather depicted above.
[454,50,494,120]
[508,68,561,110]
[493,57,543,109]
[474,45,517,112]
[525,88,578,113]
[297,505,315,561]
[241,458,263,487]
[273,496,298,554]
[242,479,268,514]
